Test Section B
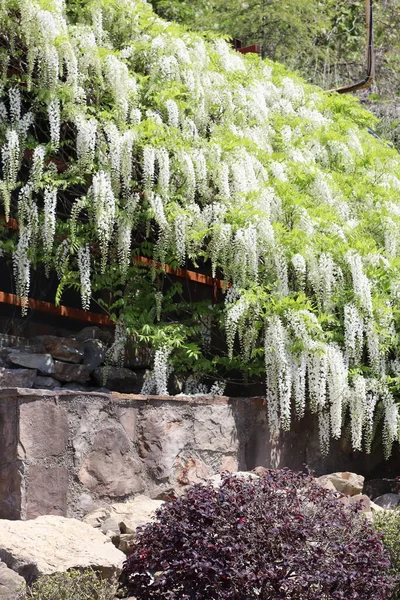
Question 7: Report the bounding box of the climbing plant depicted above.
[1,0,400,457]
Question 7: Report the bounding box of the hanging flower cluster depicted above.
[1,0,400,456]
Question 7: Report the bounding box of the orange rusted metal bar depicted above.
[24,149,67,173]
[0,291,114,326]
[238,44,260,55]
[1,215,228,290]
[0,215,18,230]
[133,256,228,290]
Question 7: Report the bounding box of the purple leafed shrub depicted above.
[122,469,394,599]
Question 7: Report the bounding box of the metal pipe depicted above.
[329,0,375,94]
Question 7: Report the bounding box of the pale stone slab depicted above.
[84,495,164,536]
[0,515,124,582]
[317,472,364,497]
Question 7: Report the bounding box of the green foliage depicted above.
[374,510,400,599]
[27,569,117,600]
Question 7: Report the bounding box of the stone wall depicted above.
[0,389,270,520]
[1,387,397,520]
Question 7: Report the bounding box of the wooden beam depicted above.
[0,291,114,326]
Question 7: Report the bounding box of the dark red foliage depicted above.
[122,469,394,599]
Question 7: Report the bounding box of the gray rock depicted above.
[53,361,91,383]
[83,339,106,371]
[9,352,55,375]
[0,367,36,388]
[373,492,400,509]
[37,335,84,364]
[0,560,26,599]
[92,366,138,393]
[75,326,113,345]
[33,375,60,390]
[76,493,97,515]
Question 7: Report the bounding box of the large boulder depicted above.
[0,560,25,600]
[110,496,164,534]
[338,493,371,513]
[37,336,84,364]
[316,472,364,496]
[0,515,124,584]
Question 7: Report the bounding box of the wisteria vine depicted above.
[1,0,400,456]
